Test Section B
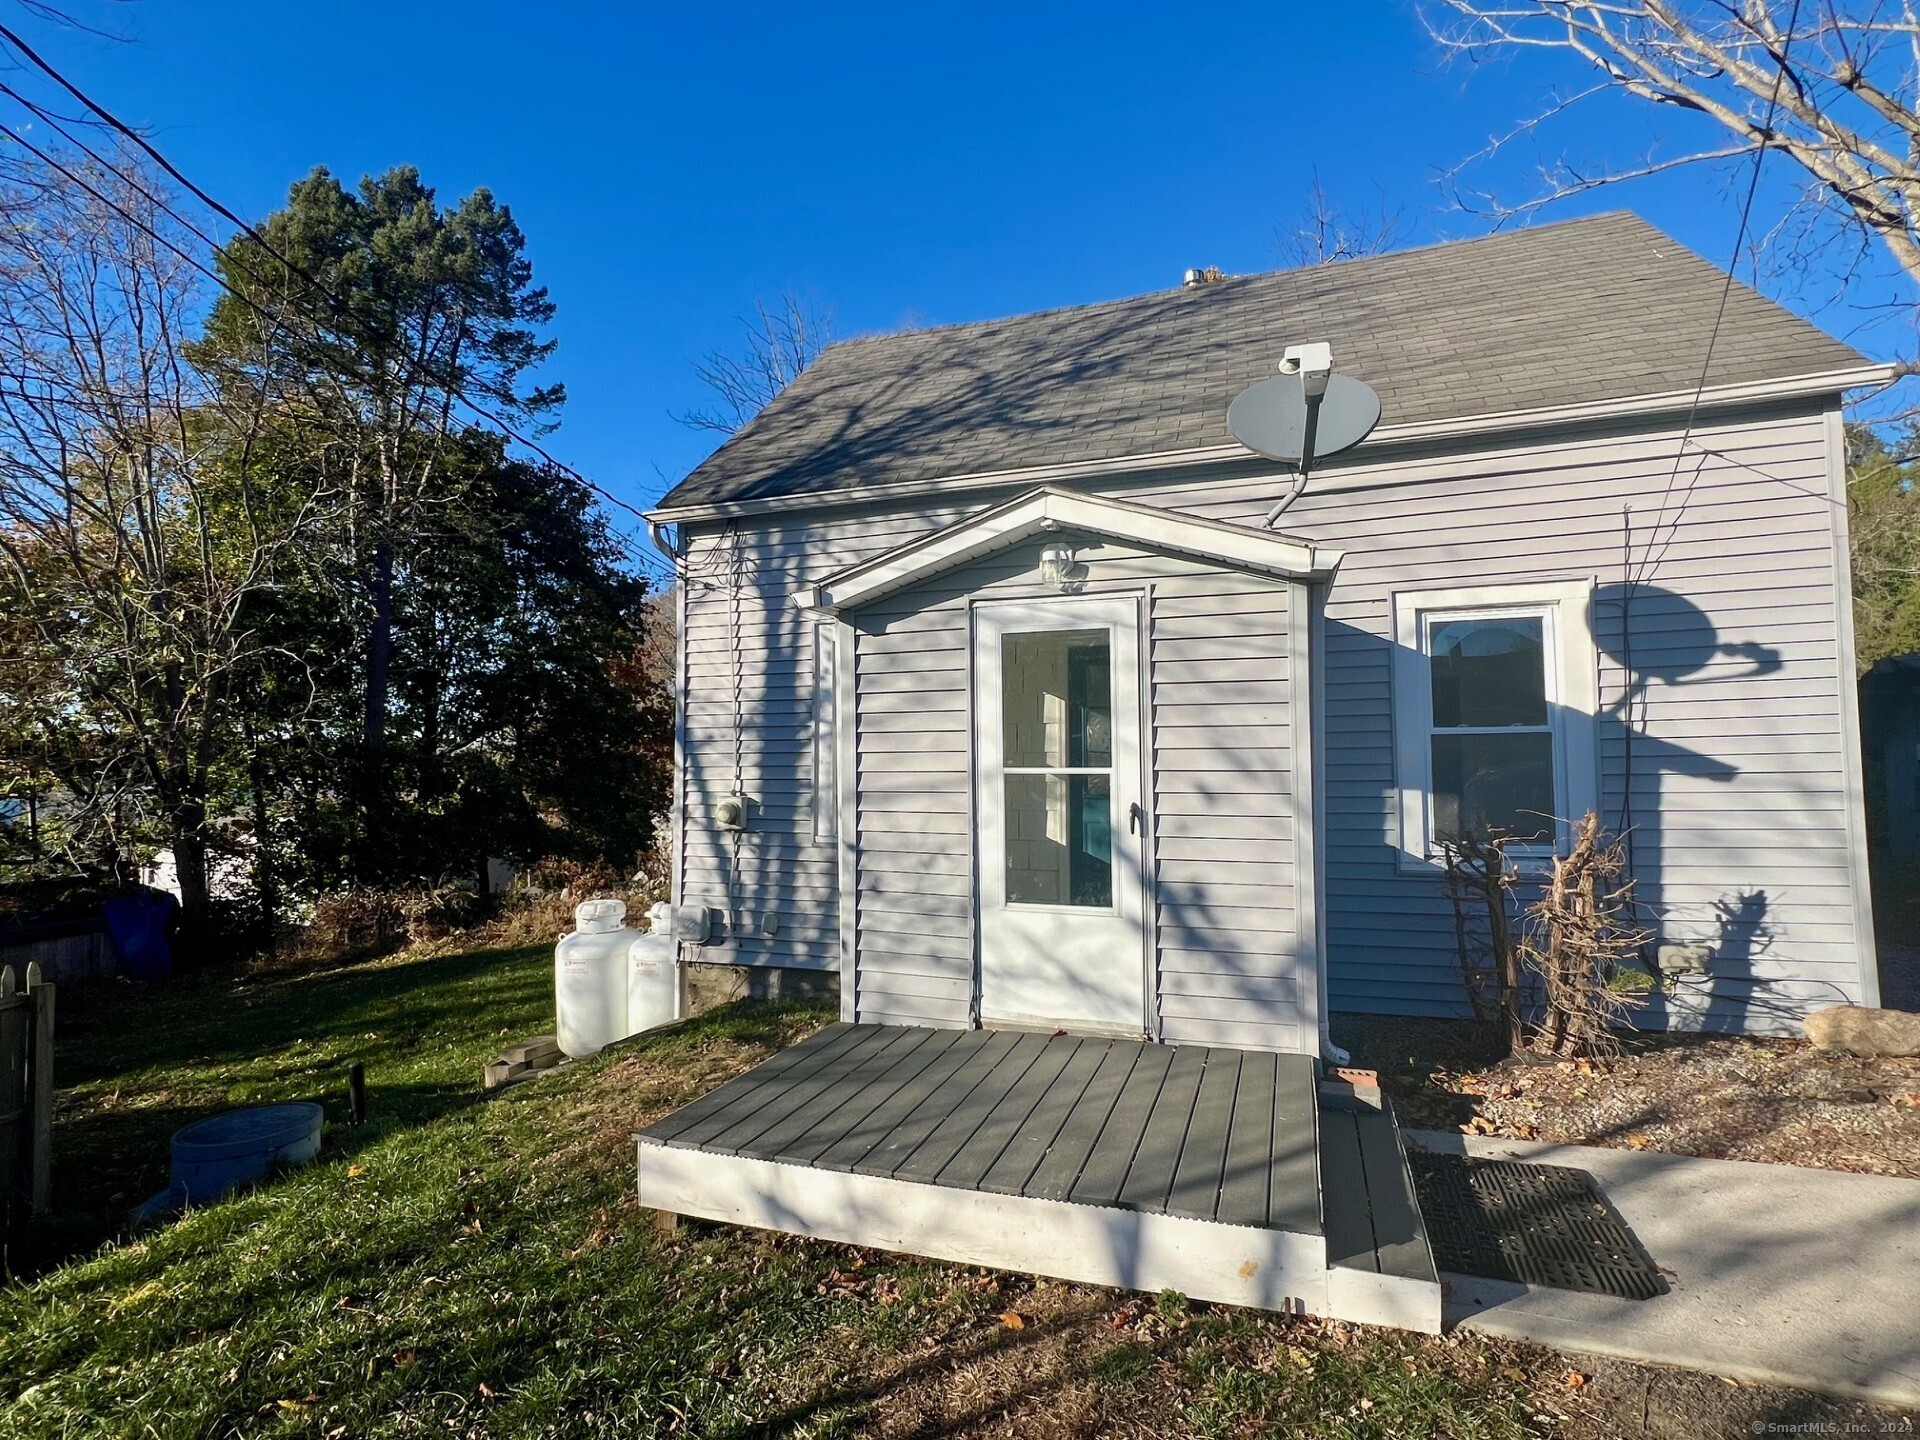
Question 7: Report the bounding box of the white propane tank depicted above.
[627,902,679,1035]
[555,899,632,1057]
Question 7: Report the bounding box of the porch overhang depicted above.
[792,485,1343,616]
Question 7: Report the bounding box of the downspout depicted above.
[1308,582,1349,1066]
[650,514,689,1016]
[647,517,684,570]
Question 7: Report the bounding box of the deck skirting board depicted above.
[638,1140,1330,1316]
[1326,1263,1444,1334]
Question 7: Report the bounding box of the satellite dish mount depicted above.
[1225,343,1382,525]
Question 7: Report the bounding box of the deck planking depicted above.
[639,1023,1327,1235]
[977,1037,1113,1196]
[1218,1048,1277,1228]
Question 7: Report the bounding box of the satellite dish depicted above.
[1227,371,1381,470]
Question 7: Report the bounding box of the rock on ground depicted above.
[1805,1005,1920,1058]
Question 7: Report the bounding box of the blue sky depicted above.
[8,2,1863,521]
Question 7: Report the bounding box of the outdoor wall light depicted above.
[1039,544,1088,593]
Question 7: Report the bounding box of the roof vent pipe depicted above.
[1182,268,1205,289]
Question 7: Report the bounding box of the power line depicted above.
[0,24,675,581]
[0,114,668,573]
[1631,0,1807,586]
[1615,0,1805,938]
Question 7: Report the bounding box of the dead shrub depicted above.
[301,888,408,962]
[487,851,672,949]
[1442,813,1656,1060]
[1440,831,1523,1053]
[296,883,491,962]
[289,847,674,964]
[1519,813,1653,1058]
[397,883,491,942]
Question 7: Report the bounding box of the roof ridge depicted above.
[657,209,1869,513]
[819,210,1649,352]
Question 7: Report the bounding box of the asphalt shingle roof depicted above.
[657,212,1870,512]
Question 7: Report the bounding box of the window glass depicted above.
[1003,630,1111,768]
[1431,732,1554,843]
[1001,626,1114,907]
[1004,773,1113,906]
[1429,616,1547,728]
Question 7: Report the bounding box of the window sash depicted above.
[1391,582,1598,869]
[1423,606,1559,850]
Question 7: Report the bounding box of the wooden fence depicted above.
[0,914,114,985]
[0,962,53,1228]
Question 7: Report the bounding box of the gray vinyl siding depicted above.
[673,399,1869,1036]
[676,506,967,969]
[1122,403,1869,1029]
[1147,576,1304,1052]
[841,534,1307,1049]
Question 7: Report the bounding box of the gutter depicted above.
[647,363,1897,526]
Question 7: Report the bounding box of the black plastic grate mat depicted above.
[1406,1151,1666,1300]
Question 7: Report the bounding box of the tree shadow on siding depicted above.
[1322,593,1782,1032]
[1592,582,1862,1029]
[675,284,1290,508]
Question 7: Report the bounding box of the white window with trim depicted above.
[810,623,836,845]
[1392,581,1598,867]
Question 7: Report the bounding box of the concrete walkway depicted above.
[1406,1130,1920,1409]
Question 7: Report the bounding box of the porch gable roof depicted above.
[795,485,1342,615]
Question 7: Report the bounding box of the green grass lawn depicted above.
[0,943,1710,1437]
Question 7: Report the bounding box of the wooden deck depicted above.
[636,1023,1441,1331]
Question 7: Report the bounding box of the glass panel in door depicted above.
[1000,628,1114,908]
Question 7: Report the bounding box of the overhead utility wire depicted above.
[1615,0,1805,943]
[0,115,680,578]
[1631,0,1806,587]
[0,23,673,580]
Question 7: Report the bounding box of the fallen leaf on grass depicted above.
[1565,1370,1588,1388]
[392,1349,417,1367]
[999,1311,1026,1331]
[346,1164,366,1178]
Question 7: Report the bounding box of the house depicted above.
[634,213,1888,1324]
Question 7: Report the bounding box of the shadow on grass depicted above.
[14,970,833,1283]
[10,1077,502,1281]
[10,944,557,1279]
[54,943,549,1090]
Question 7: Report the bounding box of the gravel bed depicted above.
[1337,1014,1920,1179]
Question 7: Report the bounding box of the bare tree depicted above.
[678,292,834,434]
[1426,2,1920,360]
[0,146,324,928]
[1277,174,1412,266]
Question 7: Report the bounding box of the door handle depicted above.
[1129,802,1145,836]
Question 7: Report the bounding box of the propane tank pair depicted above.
[554,900,678,1058]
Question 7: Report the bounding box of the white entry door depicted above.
[973,596,1147,1035]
